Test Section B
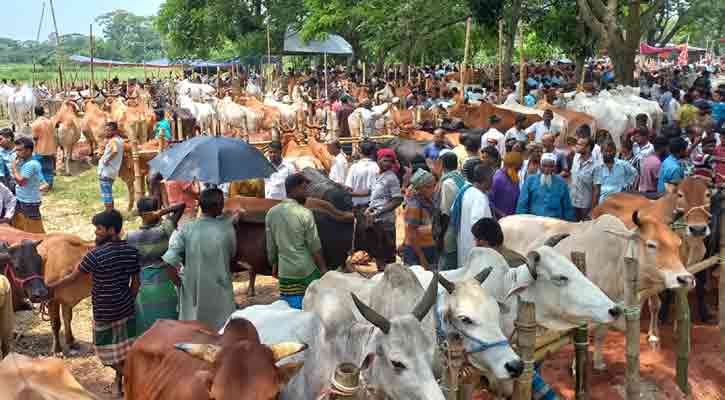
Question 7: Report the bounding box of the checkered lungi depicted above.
[93,316,137,367]
[99,178,115,205]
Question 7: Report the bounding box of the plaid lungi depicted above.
[99,178,115,205]
[93,316,137,367]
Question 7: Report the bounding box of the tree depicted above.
[95,10,163,62]
[645,0,708,46]
[577,0,665,85]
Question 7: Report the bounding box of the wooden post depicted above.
[513,301,535,400]
[48,0,64,90]
[442,330,464,400]
[719,194,725,358]
[571,252,590,400]
[461,16,472,90]
[266,25,272,93]
[498,19,503,100]
[518,23,525,105]
[362,60,366,85]
[324,52,328,99]
[90,24,95,97]
[624,256,640,400]
[675,286,691,394]
[131,142,144,202]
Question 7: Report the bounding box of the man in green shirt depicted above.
[265,173,328,309]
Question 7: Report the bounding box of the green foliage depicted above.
[95,10,163,62]
[0,64,163,85]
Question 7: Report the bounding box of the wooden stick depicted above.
[639,256,720,301]
[624,257,640,400]
[513,301,535,400]
[498,19,503,100]
[518,24,525,105]
[48,0,64,90]
[571,252,589,400]
[461,16,472,89]
[533,335,570,361]
[90,24,95,97]
[675,286,691,394]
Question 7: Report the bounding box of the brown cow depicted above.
[124,319,305,400]
[0,275,12,358]
[80,99,109,159]
[448,102,541,130]
[51,100,82,176]
[0,353,97,399]
[280,133,324,171]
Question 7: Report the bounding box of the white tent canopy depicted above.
[283,27,353,55]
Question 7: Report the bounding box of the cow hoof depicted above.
[647,335,660,344]
[593,361,607,371]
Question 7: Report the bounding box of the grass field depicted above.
[0,63,181,86]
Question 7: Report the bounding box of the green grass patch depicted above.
[0,63,178,85]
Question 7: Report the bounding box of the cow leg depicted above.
[247,267,257,298]
[125,177,135,212]
[65,144,73,176]
[62,303,79,352]
[647,296,661,344]
[48,300,63,355]
[592,324,608,371]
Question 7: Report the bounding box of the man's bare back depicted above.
[31,116,56,156]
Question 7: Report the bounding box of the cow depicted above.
[0,229,93,355]
[176,80,216,102]
[279,133,325,171]
[0,274,12,358]
[178,95,216,136]
[7,84,37,136]
[447,102,541,131]
[237,265,446,399]
[124,318,305,400]
[501,214,693,369]
[80,99,109,159]
[0,84,14,118]
[51,100,82,175]
[0,353,97,399]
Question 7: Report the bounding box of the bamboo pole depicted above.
[518,24,525,105]
[571,252,590,400]
[362,61,366,85]
[443,331,464,400]
[498,19,503,100]
[675,285,691,394]
[624,256,640,400]
[461,16,472,90]
[533,335,570,361]
[513,301,535,400]
[90,24,95,97]
[720,194,725,359]
[32,1,46,87]
[48,0,64,90]
[267,25,272,93]
[324,53,328,99]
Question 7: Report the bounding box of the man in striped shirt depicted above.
[50,209,141,395]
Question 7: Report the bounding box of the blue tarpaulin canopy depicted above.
[283,27,353,55]
[68,54,178,68]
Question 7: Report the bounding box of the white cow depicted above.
[0,84,15,118]
[230,265,445,400]
[177,95,217,135]
[263,94,298,129]
[501,214,694,369]
[217,96,249,135]
[7,85,37,136]
[175,79,216,102]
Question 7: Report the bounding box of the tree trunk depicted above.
[254,0,262,17]
[501,0,522,86]
[375,50,385,75]
[610,45,636,86]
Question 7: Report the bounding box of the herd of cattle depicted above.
[0,77,712,399]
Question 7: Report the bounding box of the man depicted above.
[264,141,296,200]
[345,141,379,208]
[505,114,528,143]
[471,217,527,268]
[450,164,495,266]
[461,134,482,181]
[658,137,688,194]
[337,96,354,138]
[161,188,237,330]
[358,99,391,138]
[327,140,349,185]
[516,152,575,221]
[435,152,466,270]
[30,106,56,190]
[525,109,559,143]
[126,198,185,335]
[640,136,668,195]
[266,174,328,309]
[481,115,505,157]
[153,109,172,143]
[12,137,45,233]
[0,128,16,192]
[164,179,199,223]
[0,180,15,224]
[423,129,451,161]
[49,209,141,394]
[366,148,404,270]
[633,127,655,161]
[480,146,501,170]
[98,122,125,209]
[592,141,637,207]
[541,133,568,176]
[569,136,598,221]
[624,114,654,145]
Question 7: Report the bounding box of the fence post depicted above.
[513,301,536,400]
[571,252,589,400]
[675,286,691,394]
[442,332,464,400]
[624,256,640,400]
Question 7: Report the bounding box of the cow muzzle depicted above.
[686,224,710,237]
[504,359,524,378]
[677,275,696,288]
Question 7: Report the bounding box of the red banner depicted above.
[677,42,688,65]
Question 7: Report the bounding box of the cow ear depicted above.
[360,353,376,371]
[277,362,304,386]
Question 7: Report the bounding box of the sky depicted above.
[1,0,165,41]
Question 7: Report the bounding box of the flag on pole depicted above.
[677,41,688,65]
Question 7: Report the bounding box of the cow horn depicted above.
[411,271,439,322]
[543,233,569,247]
[175,343,221,364]
[438,274,455,294]
[32,240,43,248]
[351,293,390,334]
[474,267,493,284]
[632,211,641,227]
[525,251,540,280]
[267,342,308,362]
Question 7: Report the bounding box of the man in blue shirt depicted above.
[516,152,575,221]
[11,137,45,233]
[153,109,172,142]
[423,129,451,161]
[0,128,16,191]
[592,140,637,206]
[657,137,688,194]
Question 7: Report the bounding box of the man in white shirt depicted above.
[327,140,349,185]
[481,115,506,157]
[505,114,528,143]
[345,141,380,207]
[525,109,559,142]
[450,163,494,266]
[264,141,296,200]
[356,100,391,138]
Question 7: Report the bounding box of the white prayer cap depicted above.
[541,153,557,164]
